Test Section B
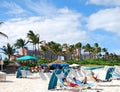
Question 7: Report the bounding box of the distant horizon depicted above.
[0,0,120,57]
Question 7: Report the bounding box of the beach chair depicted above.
[48,67,82,92]
[111,66,120,79]
[73,79,94,88]
[105,67,115,81]
[20,70,27,78]
[86,67,115,82]
[58,77,75,89]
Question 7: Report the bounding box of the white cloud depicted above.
[25,0,57,16]
[2,1,28,15]
[87,7,120,35]
[0,8,88,48]
[87,0,120,6]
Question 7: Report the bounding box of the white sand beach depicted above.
[0,68,120,92]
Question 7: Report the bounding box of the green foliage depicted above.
[37,59,52,64]
[26,64,37,68]
[3,58,9,65]
[10,59,16,63]
[65,59,120,66]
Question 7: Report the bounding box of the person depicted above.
[62,77,87,89]
[91,71,111,82]
[73,77,94,88]
[38,66,42,72]
[73,77,87,84]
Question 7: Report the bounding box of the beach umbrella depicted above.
[69,64,80,67]
[50,59,65,64]
[50,63,61,67]
[16,55,38,61]
[49,59,68,66]
[50,63,61,70]
[60,63,69,67]
[40,64,47,67]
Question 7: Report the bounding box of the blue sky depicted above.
[0,0,120,57]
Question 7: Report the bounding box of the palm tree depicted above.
[27,30,40,56]
[93,43,101,59]
[83,43,92,59]
[14,38,28,55]
[40,45,48,59]
[0,43,15,61]
[102,48,108,59]
[0,22,8,38]
[47,41,62,60]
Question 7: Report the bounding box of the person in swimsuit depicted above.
[73,77,87,84]
[91,71,111,82]
[62,77,84,89]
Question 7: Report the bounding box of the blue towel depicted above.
[74,80,94,87]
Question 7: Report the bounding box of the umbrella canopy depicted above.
[49,59,68,69]
[50,63,61,70]
[60,63,69,67]
[49,59,67,65]
[40,64,47,67]
[51,59,65,64]
[69,64,80,67]
[50,63,61,67]
[16,55,38,61]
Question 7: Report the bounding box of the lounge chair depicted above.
[105,67,115,81]
[89,67,115,82]
[58,77,75,89]
[16,67,33,78]
[73,78,94,87]
[48,67,81,91]
[111,66,120,79]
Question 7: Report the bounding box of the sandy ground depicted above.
[0,69,120,92]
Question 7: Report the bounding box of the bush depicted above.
[65,58,120,66]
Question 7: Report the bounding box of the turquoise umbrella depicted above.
[16,55,38,61]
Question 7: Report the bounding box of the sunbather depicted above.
[62,77,88,89]
[91,71,111,82]
[73,77,87,84]
[73,77,94,88]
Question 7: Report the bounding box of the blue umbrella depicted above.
[50,63,61,67]
[40,64,47,67]
[60,63,69,67]
[16,55,38,61]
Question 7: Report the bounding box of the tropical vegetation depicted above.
[0,27,119,66]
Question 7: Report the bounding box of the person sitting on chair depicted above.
[62,77,87,89]
[73,77,87,84]
[91,71,111,82]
